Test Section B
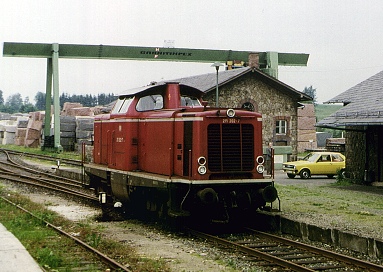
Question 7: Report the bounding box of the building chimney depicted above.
[248,53,259,69]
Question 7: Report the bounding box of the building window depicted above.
[238,99,258,112]
[276,120,287,135]
[241,102,255,112]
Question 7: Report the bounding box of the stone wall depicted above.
[345,128,366,182]
[202,72,300,159]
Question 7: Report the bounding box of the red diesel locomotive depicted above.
[84,82,277,222]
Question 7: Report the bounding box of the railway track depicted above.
[0,147,82,167]
[189,227,383,271]
[1,196,131,271]
[0,149,98,203]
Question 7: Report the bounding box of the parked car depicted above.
[282,152,346,179]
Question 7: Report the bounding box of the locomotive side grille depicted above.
[208,123,254,172]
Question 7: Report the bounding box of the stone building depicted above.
[317,70,383,183]
[172,67,312,160]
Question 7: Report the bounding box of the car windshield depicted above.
[302,153,321,162]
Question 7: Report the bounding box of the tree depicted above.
[0,90,4,106]
[35,92,46,110]
[303,86,317,104]
[21,96,36,112]
[5,93,23,113]
[98,93,115,105]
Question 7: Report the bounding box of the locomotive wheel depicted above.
[287,173,296,179]
[300,169,311,179]
[157,201,169,221]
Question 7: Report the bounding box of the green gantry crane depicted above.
[3,42,309,151]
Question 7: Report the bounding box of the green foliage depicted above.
[37,248,63,269]
[60,92,115,108]
[303,85,317,103]
[4,93,23,113]
[315,104,343,120]
[34,92,46,110]
[86,232,102,248]
[0,90,4,105]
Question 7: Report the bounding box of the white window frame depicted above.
[276,120,287,135]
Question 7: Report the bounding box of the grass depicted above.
[0,185,170,271]
[275,181,383,235]
[315,104,343,121]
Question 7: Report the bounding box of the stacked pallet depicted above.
[0,115,16,144]
[0,101,100,152]
[14,116,29,146]
[75,116,94,152]
[61,102,82,116]
[60,116,76,151]
[1,116,17,145]
[25,111,44,148]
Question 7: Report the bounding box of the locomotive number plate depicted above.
[222,118,240,124]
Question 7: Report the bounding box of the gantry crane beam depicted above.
[3,42,308,66]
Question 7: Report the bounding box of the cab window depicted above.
[180,96,201,107]
[136,94,163,111]
[111,97,133,114]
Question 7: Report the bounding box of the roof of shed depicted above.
[169,67,312,101]
[317,70,383,128]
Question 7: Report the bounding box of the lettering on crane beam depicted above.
[140,50,192,57]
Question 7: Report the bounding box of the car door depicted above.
[330,154,345,173]
[313,154,332,175]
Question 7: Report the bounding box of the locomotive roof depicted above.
[118,82,204,98]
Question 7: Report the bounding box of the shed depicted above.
[317,70,383,183]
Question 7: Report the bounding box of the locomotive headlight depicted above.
[198,165,207,175]
[256,164,265,174]
[256,156,264,165]
[226,108,235,118]
[197,156,206,165]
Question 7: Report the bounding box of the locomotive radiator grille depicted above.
[207,124,254,172]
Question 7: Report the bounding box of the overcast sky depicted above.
[1,0,383,103]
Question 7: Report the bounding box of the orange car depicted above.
[282,152,346,179]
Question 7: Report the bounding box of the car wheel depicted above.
[327,174,334,178]
[287,173,296,179]
[300,169,311,179]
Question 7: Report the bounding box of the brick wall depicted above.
[297,104,317,153]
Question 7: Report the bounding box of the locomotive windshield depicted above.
[112,97,133,114]
[181,96,201,107]
[136,94,163,111]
